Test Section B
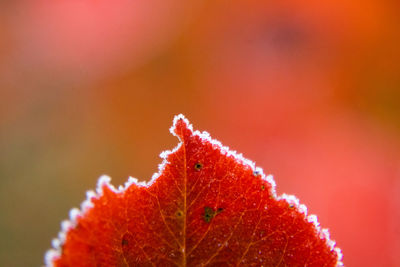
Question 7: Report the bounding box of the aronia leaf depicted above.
[46,115,342,266]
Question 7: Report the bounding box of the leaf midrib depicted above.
[182,132,187,267]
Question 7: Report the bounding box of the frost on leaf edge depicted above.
[45,114,343,266]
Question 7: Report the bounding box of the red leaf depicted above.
[46,115,342,266]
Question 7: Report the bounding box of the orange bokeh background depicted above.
[1,1,400,266]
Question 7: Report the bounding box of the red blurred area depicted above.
[1,0,400,266]
[2,0,196,81]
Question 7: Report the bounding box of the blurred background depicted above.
[1,0,400,266]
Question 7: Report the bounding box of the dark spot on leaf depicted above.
[194,162,203,171]
[261,185,265,191]
[121,232,133,248]
[253,170,261,176]
[122,238,129,246]
[289,204,295,209]
[203,206,224,223]
[203,207,215,223]
[175,210,183,218]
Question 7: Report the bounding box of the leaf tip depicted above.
[171,114,193,139]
